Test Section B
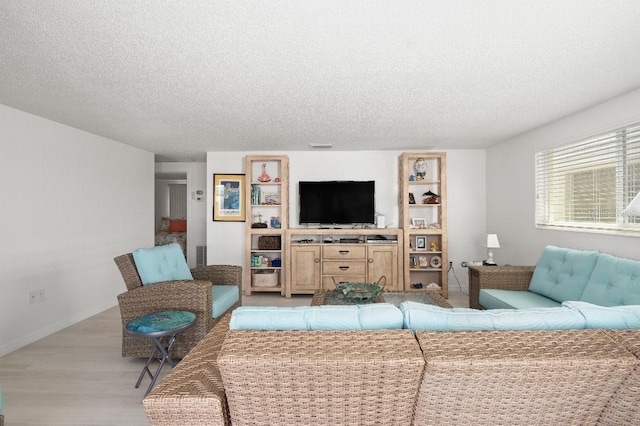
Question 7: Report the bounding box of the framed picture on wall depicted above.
[213,174,246,221]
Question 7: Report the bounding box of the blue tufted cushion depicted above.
[229,304,403,330]
[132,243,193,285]
[400,301,585,331]
[212,285,239,318]
[528,246,599,303]
[580,253,640,306]
[563,301,640,328]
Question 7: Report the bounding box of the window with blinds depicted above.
[535,122,640,234]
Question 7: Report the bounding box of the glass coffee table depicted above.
[311,290,453,308]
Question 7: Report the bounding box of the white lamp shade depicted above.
[486,234,500,249]
[622,191,640,217]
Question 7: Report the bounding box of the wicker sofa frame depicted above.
[114,253,242,359]
[143,313,640,425]
[468,265,535,309]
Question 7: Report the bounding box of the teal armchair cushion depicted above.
[229,304,403,330]
[132,243,193,285]
[563,301,640,328]
[400,301,585,331]
[211,285,240,319]
[528,246,599,303]
[580,253,640,306]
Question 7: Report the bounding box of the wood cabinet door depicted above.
[290,245,321,293]
[367,245,398,291]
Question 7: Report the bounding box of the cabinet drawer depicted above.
[322,275,367,290]
[322,260,366,275]
[322,245,366,259]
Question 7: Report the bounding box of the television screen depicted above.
[299,181,375,225]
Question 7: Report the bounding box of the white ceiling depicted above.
[2,1,640,162]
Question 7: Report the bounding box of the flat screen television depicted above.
[299,181,375,225]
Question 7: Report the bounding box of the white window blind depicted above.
[535,122,640,234]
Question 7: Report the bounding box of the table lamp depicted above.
[485,234,500,265]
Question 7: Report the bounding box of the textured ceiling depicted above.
[2,1,640,162]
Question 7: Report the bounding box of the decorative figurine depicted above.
[257,163,271,182]
[430,241,439,252]
[422,190,440,204]
[413,158,427,180]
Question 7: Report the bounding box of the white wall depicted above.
[0,105,154,356]
[155,162,207,268]
[487,87,640,265]
[207,150,486,292]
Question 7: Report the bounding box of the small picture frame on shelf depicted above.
[261,191,280,205]
[415,236,427,250]
[411,218,427,228]
[418,256,429,268]
[408,193,416,204]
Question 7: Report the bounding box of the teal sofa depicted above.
[470,245,640,310]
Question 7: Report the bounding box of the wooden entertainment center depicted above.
[245,152,448,298]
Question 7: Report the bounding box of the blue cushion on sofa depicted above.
[400,301,585,331]
[528,246,599,303]
[229,304,403,330]
[479,289,562,309]
[132,243,193,285]
[563,301,640,328]
[212,285,239,319]
[580,253,640,306]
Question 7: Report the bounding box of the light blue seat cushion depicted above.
[580,253,640,306]
[563,301,640,329]
[528,246,599,303]
[132,243,193,285]
[400,301,585,331]
[479,289,562,309]
[229,304,403,330]
[212,285,240,319]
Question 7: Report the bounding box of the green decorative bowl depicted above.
[335,281,384,304]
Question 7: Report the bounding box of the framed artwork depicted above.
[411,218,427,228]
[408,193,416,204]
[213,174,246,221]
[418,256,429,268]
[415,236,427,250]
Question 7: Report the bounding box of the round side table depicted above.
[125,310,196,396]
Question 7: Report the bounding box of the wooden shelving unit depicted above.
[398,152,448,298]
[244,155,289,296]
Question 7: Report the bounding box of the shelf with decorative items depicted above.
[245,155,289,296]
[398,153,448,297]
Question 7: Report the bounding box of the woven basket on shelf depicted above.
[258,236,281,250]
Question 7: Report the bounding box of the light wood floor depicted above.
[0,289,469,425]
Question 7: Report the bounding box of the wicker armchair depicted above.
[114,253,242,359]
[468,265,535,309]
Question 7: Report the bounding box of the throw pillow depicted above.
[168,219,187,233]
[132,243,193,285]
[159,216,171,232]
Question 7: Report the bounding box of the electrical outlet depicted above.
[29,290,38,304]
[37,289,46,303]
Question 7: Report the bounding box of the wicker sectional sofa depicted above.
[143,311,640,425]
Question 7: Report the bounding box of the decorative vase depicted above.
[257,163,271,182]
